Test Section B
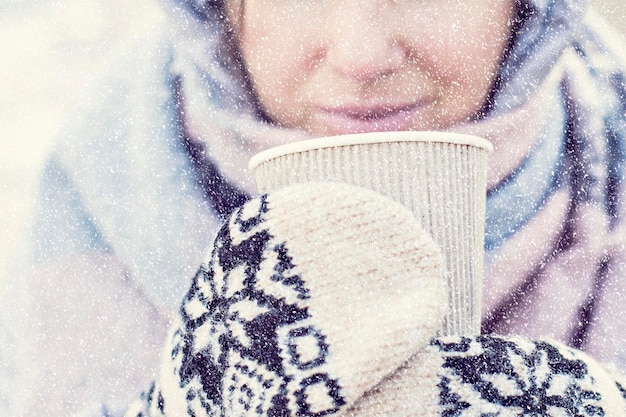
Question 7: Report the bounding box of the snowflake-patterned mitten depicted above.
[125,181,626,417]
[343,334,626,416]
[126,181,447,417]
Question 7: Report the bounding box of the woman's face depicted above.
[226,0,515,136]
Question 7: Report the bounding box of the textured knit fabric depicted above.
[127,182,447,416]
[126,185,626,417]
[1,0,626,415]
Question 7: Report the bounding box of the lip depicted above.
[316,102,427,135]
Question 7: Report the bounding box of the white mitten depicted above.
[126,181,446,417]
[125,181,626,417]
[344,334,626,417]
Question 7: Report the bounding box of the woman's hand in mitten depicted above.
[125,182,626,417]
[125,182,447,417]
[348,334,626,417]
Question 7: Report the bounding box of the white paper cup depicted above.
[249,131,492,336]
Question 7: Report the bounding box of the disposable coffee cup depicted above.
[249,131,492,336]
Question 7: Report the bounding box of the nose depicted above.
[325,1,406,83]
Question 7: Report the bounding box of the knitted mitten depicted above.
[125,181,446,417]
[125,182,626,417]
[344,334,626,416]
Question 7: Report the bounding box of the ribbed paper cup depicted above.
[249,131,492,336]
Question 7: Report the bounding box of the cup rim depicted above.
[249,131,493,170]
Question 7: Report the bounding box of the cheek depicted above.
[242,28,294,87]
[239,8,322,97]
[419,5,512,106]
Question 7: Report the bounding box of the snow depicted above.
[0,0,624,288]
[0,0,162,286]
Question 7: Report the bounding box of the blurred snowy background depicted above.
[0,0,164,283]
[0,0,624,285]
